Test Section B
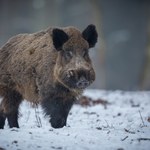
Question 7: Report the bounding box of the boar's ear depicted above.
[52,29,69,50]
[82,24,98,48]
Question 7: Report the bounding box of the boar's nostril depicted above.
[76,78,89,89]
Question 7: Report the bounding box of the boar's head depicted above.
[53,24,98,90]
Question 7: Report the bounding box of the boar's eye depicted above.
[64,51,73,60]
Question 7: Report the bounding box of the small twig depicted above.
[35,107,42,128]
[102,120,110,128]
[121,136,128,141]
[124,128,135,134]
[139,110,146,127]
[105,120,109,128]
[25,111,30,123]
[102,120,114,129]
[138,138,150,142]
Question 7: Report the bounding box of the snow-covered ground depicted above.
[0,90,150,150]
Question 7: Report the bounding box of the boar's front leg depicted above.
[42,96,75,128]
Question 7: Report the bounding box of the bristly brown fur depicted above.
[0,24,98,128]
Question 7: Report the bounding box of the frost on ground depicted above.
[0,90,150,150]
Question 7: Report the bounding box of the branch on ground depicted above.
[76,96,110,109]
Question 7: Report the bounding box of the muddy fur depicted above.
[0,24,98,128]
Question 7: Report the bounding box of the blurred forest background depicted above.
[0,0,150,90]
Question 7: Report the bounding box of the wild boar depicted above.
[0,24,98,129]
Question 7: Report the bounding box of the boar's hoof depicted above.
[50,117,66,129]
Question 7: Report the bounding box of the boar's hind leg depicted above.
[0,97,6,129]
[0,110,6,129]
[42,97,75,128]
[0,90,22,128]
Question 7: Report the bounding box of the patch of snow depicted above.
[0,90,150,150]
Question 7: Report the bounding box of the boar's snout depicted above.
[62,68,95,89]
[76,76,90,89]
